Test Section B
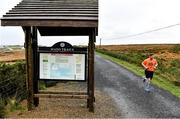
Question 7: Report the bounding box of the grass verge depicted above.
[96,52,180,98]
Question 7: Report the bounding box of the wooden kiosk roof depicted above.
[1,0,98,36]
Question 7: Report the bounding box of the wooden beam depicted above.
[24,26,34,110]
[22,0,97,2]
[1,19,98,27]
[39,90,87,95]
[20,2,97,4]
[32,26,39,107]
[16,5,98,7]
[87,41,90,108]
[37,27,96,36]
[14,6,98,9]
[88,28,95,112]
[20,1,97,4]
[34,94,88,99]
[4,14,98,17]
[7,11,98,14]
[11,8,98,11]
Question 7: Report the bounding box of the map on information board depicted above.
[39,53,85,80]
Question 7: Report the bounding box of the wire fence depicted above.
[0,60,89,118]
[0,61,27,102]
[0,60,88,101]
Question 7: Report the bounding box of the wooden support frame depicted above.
[24,26,34,110]
[32,26,39,107]
[39,90,87,95]
[23,27,96,112]
[34,94,88,99]
[2,0,98,114]
[88,28,95,112]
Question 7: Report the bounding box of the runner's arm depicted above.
[142,61,148,69]
[154,61,158,69]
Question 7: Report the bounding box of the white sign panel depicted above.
[39,53,85,80]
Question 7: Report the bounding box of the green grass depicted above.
[0,99,6,118]
[96,52,180,98]
[8,99,25,112]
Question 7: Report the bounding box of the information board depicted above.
[39,53,86,80]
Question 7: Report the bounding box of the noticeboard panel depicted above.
[39,53,86,81]
[38,41,87,81]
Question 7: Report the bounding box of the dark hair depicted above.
[148,53,153,56]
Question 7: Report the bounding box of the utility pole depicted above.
[99,38,101,49]
[0,39,2,48]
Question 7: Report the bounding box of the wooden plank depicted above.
[19,3,96,6]
[14,6,98,9]
[21,0,96,2]
[22,0,97,1]
[12,7,98,10]
[6,11,98,16]
[4,14,98,17]
[34,94,88,99]
[39,90,87,95]
[16,5,98,8]
[10,9,98,11]
[21,0,97,2]
[1,17,97,20]
[7,11,98,14]
[12,7,97,10]
[21,0,97,4]
[18,3,97,6]
[20,1,97,3]
[1,19,98,27]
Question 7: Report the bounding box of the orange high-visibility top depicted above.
[142,58,158,72]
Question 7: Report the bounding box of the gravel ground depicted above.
[95,55,180,118]
[6,82,122,118]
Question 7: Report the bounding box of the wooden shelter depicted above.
[1,0,98,112]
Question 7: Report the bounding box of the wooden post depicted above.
[87,42,90,108]
[24,27,34,110]
[88,28,95,112]
[32,26,39,107]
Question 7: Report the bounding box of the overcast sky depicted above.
[0,0,180,46]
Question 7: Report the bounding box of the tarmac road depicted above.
[95,55,180,118]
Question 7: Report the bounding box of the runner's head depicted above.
[148,53,153,60]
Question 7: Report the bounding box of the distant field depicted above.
[96,44,180,83]
[0,47,25,62]
[0,44,179,82]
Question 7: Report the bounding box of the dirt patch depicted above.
[154,51,180,60]
[0,50,25,62]
[6,82,122,118]
[98,44,175,52]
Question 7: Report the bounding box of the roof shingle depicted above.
[1,0,98,28]
[1,0,98,36]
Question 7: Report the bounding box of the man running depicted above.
[142,54,158,87]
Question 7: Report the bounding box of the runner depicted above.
[142,54,158,91]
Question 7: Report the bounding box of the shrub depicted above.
[0,99,6,118]
[96,48,180,82]
[171,44,180,53]
[0,61,26,101]
[0,61,26,117]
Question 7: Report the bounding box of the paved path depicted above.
[95,55,180,118]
